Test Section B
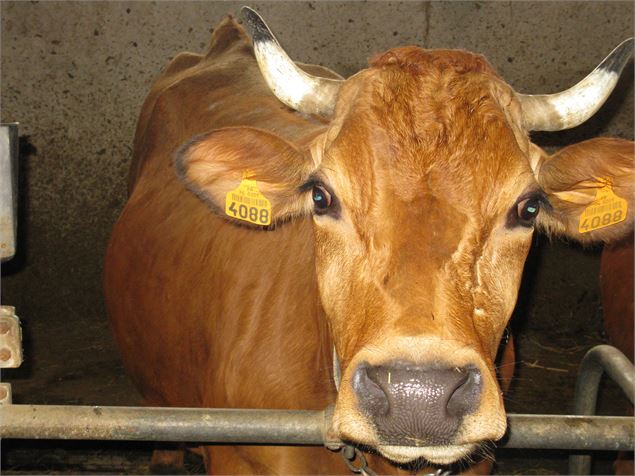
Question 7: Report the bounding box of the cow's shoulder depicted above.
[204,15,252,59]
[129,16,255,192]
[157,16,252,88]
[130,17,335,193]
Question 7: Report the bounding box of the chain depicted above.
[339,445,377,476]
[428,469,452,476]
[329,443,452,476]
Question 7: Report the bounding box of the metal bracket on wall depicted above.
[0,123,19,263]
[0,305,23,405]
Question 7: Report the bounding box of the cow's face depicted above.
[177,11,633,465]
[308,50,536,463]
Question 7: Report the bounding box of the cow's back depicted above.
[104,17,335,412]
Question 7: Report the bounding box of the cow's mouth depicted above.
[332,341,507,466]
[377,443,476,465]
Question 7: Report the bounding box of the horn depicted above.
[518,38,633,131]
[241,7,343,117]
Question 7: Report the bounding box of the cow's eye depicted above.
[516,197,540,226]
[312,185,332,213]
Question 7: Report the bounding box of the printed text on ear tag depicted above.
[578,182,627,233]
[225,173,271,225]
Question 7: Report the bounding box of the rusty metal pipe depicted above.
[569,345,635,475]
[503,414,633,451]
[0,405,632,451]
[0,405,326,444]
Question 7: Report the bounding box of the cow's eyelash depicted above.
[506,190,550,229]
[300,177,341,218]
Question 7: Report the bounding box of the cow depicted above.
[600,233,634,362]
[599,232,634,475]
[104,7,634,475]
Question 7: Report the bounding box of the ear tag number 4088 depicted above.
[578,181,627,234]
[225,173,272,226]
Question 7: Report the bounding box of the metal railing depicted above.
[1,337,633,473]
[0,405,632,452]
[569,345,635,475]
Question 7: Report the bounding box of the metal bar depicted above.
[0,122,19,263]
[569,345,635,475]
[0,406,326,444]
[0,405,632,451]
[503,414,633,451]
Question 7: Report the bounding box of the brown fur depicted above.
[370,47,499,77]
[104,15,633,475]
[601,232,635,357]
[600,232,634,475]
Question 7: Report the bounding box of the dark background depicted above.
[1,1,633,474]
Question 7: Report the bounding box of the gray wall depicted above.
[1,1,633,399]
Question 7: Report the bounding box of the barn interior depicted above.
[1,1,633,474]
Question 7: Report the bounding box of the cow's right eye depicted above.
[506,191,548,229]
[517,197,540,226]
[312,185,332,213]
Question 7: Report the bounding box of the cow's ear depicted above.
[176,127,315,227]
[534,138,634,243]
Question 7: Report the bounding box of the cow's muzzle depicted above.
[352,361,482,446]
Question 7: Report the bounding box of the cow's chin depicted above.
[377,443,476,465]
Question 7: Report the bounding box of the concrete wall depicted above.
[1,1,633,387]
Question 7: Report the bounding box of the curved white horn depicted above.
[518,38,633,131]
[241,7,343,117]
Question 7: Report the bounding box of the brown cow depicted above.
[601,233,634,361]
[600,231,634,475]
[104,8,634,475]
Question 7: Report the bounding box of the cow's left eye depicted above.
[516,197,540,226]
[312,185,332,213]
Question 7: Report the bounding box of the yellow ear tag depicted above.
[225,172,272,225]
[578,181,627,233]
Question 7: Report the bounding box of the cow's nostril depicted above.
[446,367,481,417]
[352,362,389,417]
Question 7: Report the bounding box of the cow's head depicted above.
[176,8,634,466]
